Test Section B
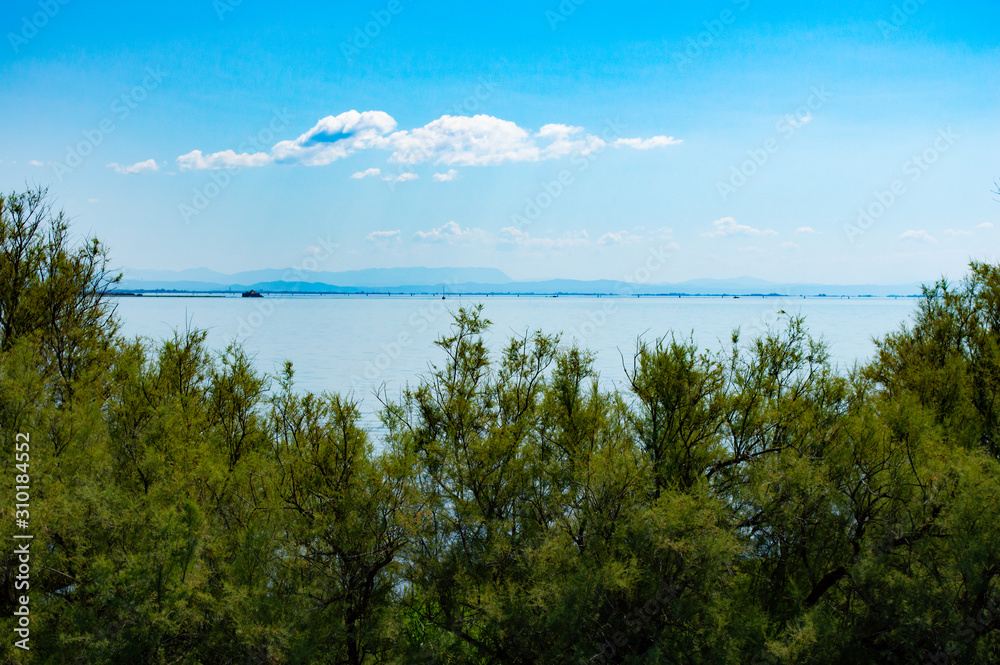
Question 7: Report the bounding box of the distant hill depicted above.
[122,266,513,289]
[116,268,926,297]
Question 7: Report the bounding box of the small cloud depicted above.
[795,226,821,234]
[433,169,458,182]
[898,230,937,243]
[702,217,778,238]
[29,159,45,167]
[366,230,402,247]
[784,113,813,129]
[107,158,159,175]
[499,227,590,250]
[351,167,382,179]
[612,136,683,149]
[304,242,339,254]
[943,228,973,237]
[353,167,416,183]
[978,222,994,229]
[596,229,644,245]
[414,221,489,244]
[385,172,418,183]
[87,198,99,204]
[177,149,271,171]
[778,242,801,251]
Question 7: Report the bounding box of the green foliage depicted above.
[4,188,1000,663]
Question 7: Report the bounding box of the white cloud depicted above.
[795,226,821,234]
[388,116,680,166]
[366,230,402,248]
[978,222,994,229]
[778,242,801,251]
[386,172,418,183]
[399,224,681,252]
[898,230,937,243]
[175,111,681,171]
[433,169,458,182]
[535,124,609,159]
[367,230,401,241]
[703,217,778,238]
[270,110,397,166]
[353,167,417,183]
[28,160,45,167]
[108,158,159,175]
[784,113,813,129]
[596,229,644,245]
[177,149,272,171]
[414,221,490,244]
[612,136,682,149]
[389,114,540,166]
[499,227,590,250]
[87,198,99,204]
[943,228,973,237]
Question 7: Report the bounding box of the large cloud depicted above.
[388,115,539,166]
[271,110,397,166]
[176,111,680,171]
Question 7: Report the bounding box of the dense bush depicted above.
[3,188,1000,664]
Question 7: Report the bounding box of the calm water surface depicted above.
[114,295,918,421]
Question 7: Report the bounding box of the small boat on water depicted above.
[242,289,263,298]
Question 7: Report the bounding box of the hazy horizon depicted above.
[120,264,931,289]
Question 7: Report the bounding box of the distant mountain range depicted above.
[124,266,513,288]
[117,267,926,297]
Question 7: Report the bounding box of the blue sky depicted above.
[1,0,998,284]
